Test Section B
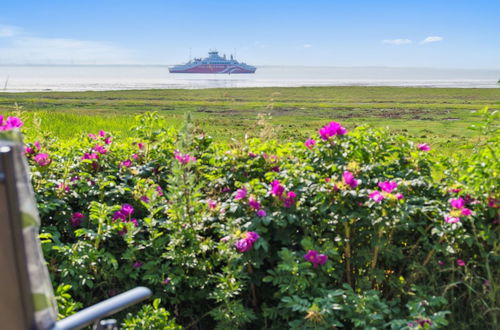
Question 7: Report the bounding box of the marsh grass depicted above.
[1,86,498,153]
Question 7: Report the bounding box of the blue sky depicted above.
[0,0,499,68]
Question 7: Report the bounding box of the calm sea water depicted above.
[0,65,499,92]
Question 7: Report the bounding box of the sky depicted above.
[0,0,499,68]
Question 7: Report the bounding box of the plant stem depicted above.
[344,221,353,287]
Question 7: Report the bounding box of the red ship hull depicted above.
[169,64,256,74]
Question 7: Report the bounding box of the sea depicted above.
[0,65,499,92]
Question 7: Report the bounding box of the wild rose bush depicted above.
[18,111,498,329]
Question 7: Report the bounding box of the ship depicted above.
[169,51,256,74]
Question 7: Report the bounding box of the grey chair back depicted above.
[0,144,36,329]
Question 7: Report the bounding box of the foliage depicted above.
[21,111,499,328]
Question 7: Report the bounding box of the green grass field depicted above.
[1,86,499,151]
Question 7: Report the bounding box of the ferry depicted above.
[169,51,256,74]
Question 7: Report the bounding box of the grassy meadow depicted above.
[1,86,499,151]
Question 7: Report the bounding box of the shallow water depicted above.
[0,65,499,92]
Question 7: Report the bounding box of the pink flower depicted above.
[121,159,132,168]
[156,185,163,196]
[93,144,107,154]
[319,121,347,140]
[82,152,99,160]
[57,182,70,193]
[138,143,145,150]
[34,153,51,166]
[162,278,171,285]
[445,216,460,224]
[418,143,431,151]
[24,146,35,155]
[378,181,398,193]
[248,152,257,158]
[235,188,247,200]
[246,231,260,243]
[456,259,465,267]
[257,209,267,217]
[140,195,150,203]
[304,138,316,149]
[248,198,261,210]
[450,198,465,209]
[208,200,217,209]
[270,180,285,197]
[235,231,260,253]
[343,171,359,188]
[284,191,296,208]
[303,250,328,268]
[235,238,252,252]
[395,193,404,200]
[99,130,106,137]
[104,137,112,145]
[369,191,384,203]
[437,260,445,266]
[132,154,139,159]
[174,151,196,165]
[70,212,84,228]
[120,204,134,217]
[0,116,23,131]
[461,208,472,216]
[88,133,97,140]
[132,261,143,268]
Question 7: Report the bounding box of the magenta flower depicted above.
[248,152,257,158]
[445,216,460,224]
[57,182,70,193]
[456,259,465,267]
[0,116,23,131]
[450,198,465,209]
[284,191,297,208]
[121,204,134,216]
[395,193,404,200]
[235,238,252,252]
[248,198,261,210]
[93,144,107,154]
[156,185,163,196]
[208,200,217,209]
[257,209,267,217]
[437,260,445,266]
[246,231,260,243]
[34,153,51,166]
[378,181,398,193]
[82,152,99,160]
[235,231,260,253]
[130,218,139,227]
[140,195,150,203]
[88,133,97,140]
[461,208,472,216]
[121,159,132,168]
[174,151,196,165]
[162,277,171,285]
[137,142,145,150]
[342,171,359,188]
[24,146,35,155]
[369,191,384,203]
[235,188,247,200]
[70,212,84,228]
[104,137,112,145]
[132,261,143,268]
[99,130,106,137]
[304,138,316,149]
[417,143,431,151]
[319,121,347,140]
[303,250,328,268]
[270,180,285,197]
[132,154,139,159]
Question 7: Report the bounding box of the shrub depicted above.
[17,111,497,328]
